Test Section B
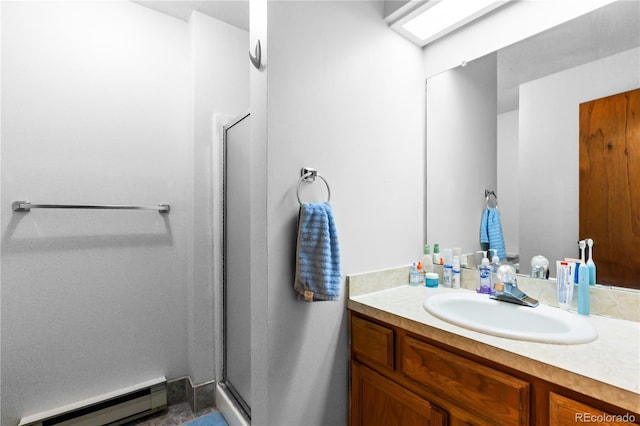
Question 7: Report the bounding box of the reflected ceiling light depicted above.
[398,0,511,46]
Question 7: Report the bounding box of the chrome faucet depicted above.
[491,264,539,307]
[491,282,539,307]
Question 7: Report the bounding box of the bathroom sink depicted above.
[423,291,597,344]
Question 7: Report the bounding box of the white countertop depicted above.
[348,284,640,414]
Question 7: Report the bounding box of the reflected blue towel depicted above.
[294,202,341,301]
[480,207,506,260]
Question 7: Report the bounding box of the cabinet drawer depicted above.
[401,335,530,425]
[351,316,394,371]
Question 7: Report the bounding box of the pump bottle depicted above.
[478,254,492,294]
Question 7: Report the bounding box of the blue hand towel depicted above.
[294,202,341,302]
[480,207,506,260]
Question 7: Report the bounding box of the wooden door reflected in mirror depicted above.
[579,88,640,289]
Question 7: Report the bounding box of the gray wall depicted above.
[426,53,497,255]
[189,10,249,385]
[0,3,247,424]
[519,47,640,276]
[497,110,519,257]
[250,1,426,424]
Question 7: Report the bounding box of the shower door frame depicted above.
[220,112,252,421]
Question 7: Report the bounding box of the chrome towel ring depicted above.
[297,167,331,205]
[485,189,498,208]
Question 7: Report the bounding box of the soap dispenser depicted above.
[477,252,492,294]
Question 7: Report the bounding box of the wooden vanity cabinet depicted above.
[349,312,638,426]
[350,314,448,426]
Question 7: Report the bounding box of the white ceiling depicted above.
[134,1,249,31]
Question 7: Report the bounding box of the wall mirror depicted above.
[426,0,640,289]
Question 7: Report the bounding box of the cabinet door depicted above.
[549,392,637,426]
[351,315,395,371]
[351,361,447,426]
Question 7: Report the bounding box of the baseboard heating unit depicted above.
[18,377,167,426]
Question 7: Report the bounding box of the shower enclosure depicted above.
[221,113,252,420]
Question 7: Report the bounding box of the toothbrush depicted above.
[578,240,587,284]
[577,240,590,315]
[587,238,596,286]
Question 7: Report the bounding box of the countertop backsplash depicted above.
[348,265,640,322]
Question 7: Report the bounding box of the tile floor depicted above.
[124,402,222,426]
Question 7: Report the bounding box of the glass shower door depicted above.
[222,113,252,418]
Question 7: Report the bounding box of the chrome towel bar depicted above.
[12,201,170,213]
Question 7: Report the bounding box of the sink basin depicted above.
[423,292,597,344]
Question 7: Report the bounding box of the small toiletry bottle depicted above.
[442,249,453,288]
[422,244,431,267]
[577,261,590,315]
[478,255,492,294]
[423,255,434,274]
[452,247,462,265]
[433,244,440,266]
[460,253,469,268]
[409,262,420,286]
[490,249,500,273]
[452,256,461,289]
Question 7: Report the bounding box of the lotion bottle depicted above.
[433,244,441,266]
[422,245,434,274]
[452,256,461,289]
[442,248,453,288]
[423,255,434,274]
